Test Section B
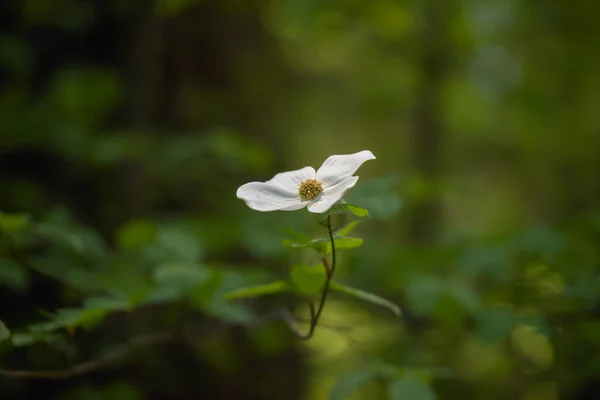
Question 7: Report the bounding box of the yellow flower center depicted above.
[298,179,323,200]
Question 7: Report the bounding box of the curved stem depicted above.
[297,215,336,340]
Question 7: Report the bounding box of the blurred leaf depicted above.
[11,333,38,347]
[153,262,212,292]
[335,220,361,236]
[345,175,402,219]
[223,280,290,300]
[155,223,204,262]
[205,128,272,173]
[0,258,29,292]
[511,324,554,370]
[49,68,121,130]
[28,256,108,292]
[330,369,374,400]
[116,219,158,249]
[52,307,109,331]
[0,319,10,343]
[35,222,109,260]
[281,227,313,243]
[330,281,401,316]
[0,211,31,234]
[405,276,443,316]
[388,377,436,400]
[476,307,518,343]
[290,264,326,296]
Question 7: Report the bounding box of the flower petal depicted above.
[236,166,315,212]
[268,166,316,189]
[316,150,375,188]
[307,176,358,214]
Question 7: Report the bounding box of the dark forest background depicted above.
[1,0,600,399]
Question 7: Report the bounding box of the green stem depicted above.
[298,215,336,340]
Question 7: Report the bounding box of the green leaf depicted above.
[335,220,361,236]
[0,211,31,234]
[83,296,131,312]
[223,280,290,300]
[290,264,326,296]
[155,224,204,262]
[0,319,10,343]
[11,333,38,347]
[312,202,370,226]
[405,276,444,317]
[476,307,517,343]
[330,281,401,316]
[325,237,363,253]
[0,258,29,292]
[153,262,212,291]
[281,227,313,243]
[345,204,369,217]
[388,377,436,400]
[116,219,158,249]
[285,236,363,254]
[330,370,374,400]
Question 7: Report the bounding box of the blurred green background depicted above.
[1,0,600,399]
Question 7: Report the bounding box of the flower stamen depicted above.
[298,179,323,200]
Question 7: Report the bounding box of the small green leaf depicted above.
[345,204,369,217]
[290,264,326,296]
[330,370,374,400]
[223,280,290,300]
[285,236,363,254]
[388,377,436,400]
[312,202,369,225]
[335,220,361,236]
[0,211,31,234]
[326,237,363,253]
[330,281,401,316]
[0,319,10,342]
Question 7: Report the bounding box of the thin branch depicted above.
[296,214,337,340]
[0,305,323,380]
[0,332,173,379]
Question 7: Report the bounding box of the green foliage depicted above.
[0,211,31,234]
[0,258,29,292]
[290,264,326,296]
[0,320,9,343]
[388,377,436,400]
[329,369,374,400]
[329,281,401,316]
[345,175,402,220]
[222,280,290,300]
[285,235,363,254]
[1,1,600,398]
[313,201,370,227]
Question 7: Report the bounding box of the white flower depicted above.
[236,150,375,213]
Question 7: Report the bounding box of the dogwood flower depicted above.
[236,150,375,213]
